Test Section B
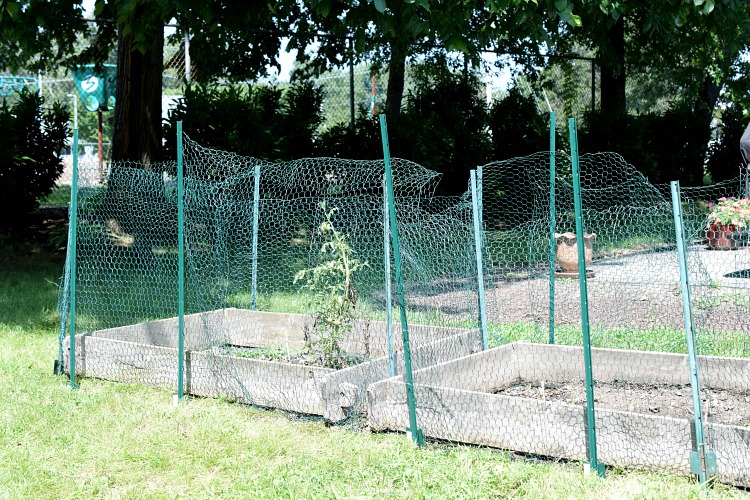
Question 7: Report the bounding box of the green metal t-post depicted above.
[68,129,80,390]
[670,181,715,485]
[251,164,261,310]
[470,170,489,350]
[569,118,604,478]
[477,165,483,242]
[548,111,556,344]
[379,114,424,446]
[177,121,185,401]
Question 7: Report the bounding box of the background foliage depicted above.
[163,80,323,162]
[0,90,68,229]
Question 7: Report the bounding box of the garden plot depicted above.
[367,342,750,485]
[62,308,483,421]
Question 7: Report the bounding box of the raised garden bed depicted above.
[367,342,750,485]
[62,308,482,421]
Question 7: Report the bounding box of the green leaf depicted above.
[693,0,704,5]
[374,0,387,13]
[446,37,468,53]
[317,0,331,17]
[5,2,20,19]
[94,0,105,16]
[559,8,581,27]
[411,0,430,11]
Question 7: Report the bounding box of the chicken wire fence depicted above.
[58,129,483,424]
[58,120,750,486]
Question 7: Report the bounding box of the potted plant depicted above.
[705,197,750,250]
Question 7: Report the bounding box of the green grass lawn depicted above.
[1,244,744,498]
[38,184,72,208]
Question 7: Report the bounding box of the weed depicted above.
[294,201,368,368]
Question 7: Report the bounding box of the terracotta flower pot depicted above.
[554,232,596,273]
[706,224,738,250]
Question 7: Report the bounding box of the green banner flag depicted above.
[71,64,116,112]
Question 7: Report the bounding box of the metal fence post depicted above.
[68,128,80,389]
[349,37,355,131]
[251,164,261,310]
[470,170,489,350]
[569,118,604,478]
[670,181,716,485]
[176,121,185,401]
[379,114,424,446]
[590,62,596,112]
[549,111,557,344]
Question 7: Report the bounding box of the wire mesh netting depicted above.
[59,130,750,485]
[677,181,750,485]
[61,134,484,425]
[368,149,750,483]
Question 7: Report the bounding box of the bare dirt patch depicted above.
[493,379,750,426]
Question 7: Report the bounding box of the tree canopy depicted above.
[285,0,580,124]
[0,0,748,171]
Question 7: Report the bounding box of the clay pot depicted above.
[706,224,738,250]
[554,232,596,272]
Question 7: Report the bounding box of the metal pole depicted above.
[379,114,424,446]
[251,164,261,310]
[471,170,489,350]
[184,29,192,84]
[68,128,79,389]
[477,165,483,239]
[66,94,78,131]
[569,118,604,477]
[56,219,72,375]
[591,61,596,112]
[97,109,104,180]
[177,121,185,400]
[349,37,355,131]
[670,181,714,484]
[549,111,557,344]
[383,176,395,376]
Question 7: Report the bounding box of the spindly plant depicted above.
[294,201,368,368]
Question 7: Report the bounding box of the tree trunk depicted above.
[694,73,720,127]
[111,17,164,165]
[108,15,165,265]
[599,17,626,116]
[385,37,408,130]
[689,73,721,183]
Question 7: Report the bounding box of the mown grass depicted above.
[490,322,750,358]
[1,243,746,498]
[38,184,72,208]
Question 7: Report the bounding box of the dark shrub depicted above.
[0,90,69,229]
[579,106,707,186]
[707,103,749,183]
[490,86,551,160]
[163,80,323,162]
[314,111,382,160]
[394,60,492,195]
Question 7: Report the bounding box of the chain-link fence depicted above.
[482,53,597,123]
[3,35,606,156]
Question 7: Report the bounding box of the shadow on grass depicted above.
[0,242,65,334]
